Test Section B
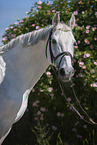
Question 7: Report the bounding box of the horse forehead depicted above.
[54,29,71,37]
[55,31,74,53]
[53,31,72,43]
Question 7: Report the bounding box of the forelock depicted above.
[56,23,71,31]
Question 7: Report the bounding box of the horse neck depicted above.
[3,39,49,92]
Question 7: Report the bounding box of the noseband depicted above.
[46,28,73,68]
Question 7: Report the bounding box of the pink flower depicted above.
[86,30,89,33]
[92,27,95,31]
[18,30,21,33]
[50,94,54,97]
[94,62,97,65]
[74,46,78,49]
[52,10,56,13]
[14,22,18,25]
[67,97,71,102]
[11,34,16,38]
[78,73,84,77]
[2,37,7,41]
[40,107,46,112]
[48,87,53,92]
[82,11,84,14]
[90,83,97,87]
[69,106,73,110]
[40,88,43,92]
[86,25,90,29]
[52,126,57,131]
[78,40,80,44]
[83,53,90,58]
[57,112,61,117]
[72,128,77,132]
[75,24,77,27]
[83,124,87,129]
[47,2,50,5]
[37,5,42,9]
[14,28,17,31]
[95,12,97,17]
[25,16,28,19]
[76,135,82,139]
[46,71,51,77]
[10,26,13,29]
[79,62,84,67]
[33,102,37,106]
[36,100,40,103]
[78,1,82,4]
[36,26,40,29]
[34,117,38,121]
[32,88,35,92]
[74,11,78,15]
[61,113,64,117]
[33,100,40,107]
[37,1,42,4]
[17,23,20,26]
[61,21,64,23]
[47,10,50,13]
[20,20,24,23]
[37,111,41,115]
[82,66,86,69]
[5,28,9,31]
[32,24,35,27]
[84,39,90,44]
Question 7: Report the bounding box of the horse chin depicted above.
[62,78,71,83]
[58,75,72,82]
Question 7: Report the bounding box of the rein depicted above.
[52,66,97,125]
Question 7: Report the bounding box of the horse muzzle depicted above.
[58,67,74,82]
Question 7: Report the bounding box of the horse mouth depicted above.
[58,75,72,82]
[58,67,74,82]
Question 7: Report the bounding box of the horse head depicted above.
[46,12,76,82]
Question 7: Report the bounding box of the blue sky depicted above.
[0,0,48,46]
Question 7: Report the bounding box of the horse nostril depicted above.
[60,68,65,77]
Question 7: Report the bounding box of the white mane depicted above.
[0,25,53,55]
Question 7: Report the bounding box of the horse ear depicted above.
[68,14,75,29]
[52,12,60,26]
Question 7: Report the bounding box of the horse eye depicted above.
[52,39,56,44]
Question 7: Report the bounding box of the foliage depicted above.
[2,0,97,145]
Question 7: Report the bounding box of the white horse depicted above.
[0,12,75,144]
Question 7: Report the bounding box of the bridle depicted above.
[45,28,73,68]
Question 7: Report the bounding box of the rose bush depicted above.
[2,0,97,145]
